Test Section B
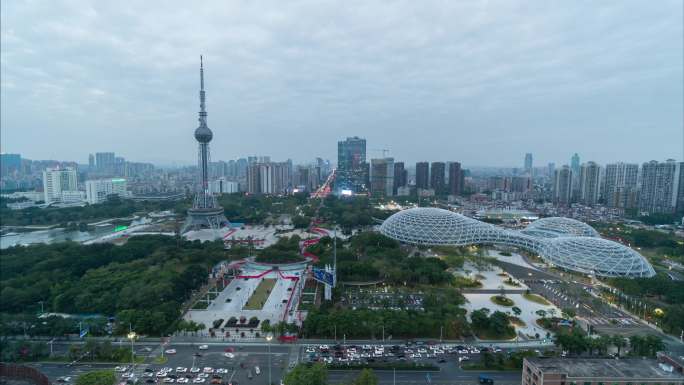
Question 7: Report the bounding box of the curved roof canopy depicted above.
[379,207,655,278]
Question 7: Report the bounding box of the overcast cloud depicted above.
[1,0,682,167]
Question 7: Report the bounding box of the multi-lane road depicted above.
[32,341,524,385]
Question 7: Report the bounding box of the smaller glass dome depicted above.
[522,217,600,238]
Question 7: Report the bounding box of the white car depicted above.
[115,366,128,372]
[198,344,209,350]
[190,367,201,373]
[223,352,234,359]
[163,378,175,383]
[177,379,189,384]
[198,373,209,378]
[255,366,261,375]
[165,349,177,354]
[458,356,470,362]
[202,367,213,373]
[156,372,167,378]
[193,379,206,384]
[215,368,228,374]
[176,367,187,373]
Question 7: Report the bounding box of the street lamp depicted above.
[266,333,273,385]
[127,331,137,367]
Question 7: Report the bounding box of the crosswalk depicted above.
[587,317,639,326]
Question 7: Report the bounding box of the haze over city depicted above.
[2,0,682,166]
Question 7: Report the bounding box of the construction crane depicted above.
[370,148,390,157]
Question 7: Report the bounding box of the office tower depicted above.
[604,162,639,209]
[430,162,446,193]
[547,163,555,177]
[524,153,533,174]
[415,162,429,189]
[393,162,407,194]
[571,153,580,174]
[579,161,601,206]
[553,165,573,205]
[88,154,95,170]
[95,152,116,173]
[448,162,463,195]
[370,158,394,196]
[181,57,228,235]
[337,136,367,193]
[639,159,683,214]
[42,167,79,203]
[0,153,22,176]
[85,178,128,204]
[677,162,684,213]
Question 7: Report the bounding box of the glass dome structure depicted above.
[379,207,655,278]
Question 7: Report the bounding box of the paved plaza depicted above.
[185,267,306,335]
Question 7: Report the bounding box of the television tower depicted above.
[181,56,229,236]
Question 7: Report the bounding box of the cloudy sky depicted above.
[1,1,682,167]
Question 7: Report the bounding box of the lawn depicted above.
[523,293,551,305]
[244,279,277,310]
[490,295,515,306]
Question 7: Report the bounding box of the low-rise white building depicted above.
[85,178,129,204]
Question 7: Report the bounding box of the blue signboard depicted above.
[312,268,334,286]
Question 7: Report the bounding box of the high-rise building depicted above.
[95,152,116,174]
[247,162,292,194]
[524,153,533,174]
[510,176,531,194]
[639,159,683,214]
[85,178,129,204]
[42,167,79,203]
[448,162,463,196]
[553,165,573,205]
[370,158,394,196]
[393,162,407,194]
[0,153,22,176]
[547,163,555,177]
[578,161,601,206]
[430,162,446,193]
[415,162,429,189]
[570,153,580,174]
[570,153,580,200]
[604,162,639,209]
[181,57,228,235]
[337,136,367,193]
[88,154,95,170]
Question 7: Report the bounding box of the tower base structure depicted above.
[181,207,229,238]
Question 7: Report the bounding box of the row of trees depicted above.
[283,364,378,385]
[554,329,663,357]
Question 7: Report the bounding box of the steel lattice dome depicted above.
[541,237,655,278]
[380,207,491,245]
[379,207,655,278]
[521,217,600,238]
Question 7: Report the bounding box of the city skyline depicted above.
[2,1,682,166]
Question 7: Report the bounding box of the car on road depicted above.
[165,349,177,354]
[479,374,494,384]
[177,379,189,384]
[198,344,209,350]
[192,379,205,384]
[56,377,72,383]
[223,352,234,359]
[115,366,129,372]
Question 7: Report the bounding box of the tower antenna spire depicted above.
[199,55,207,124]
